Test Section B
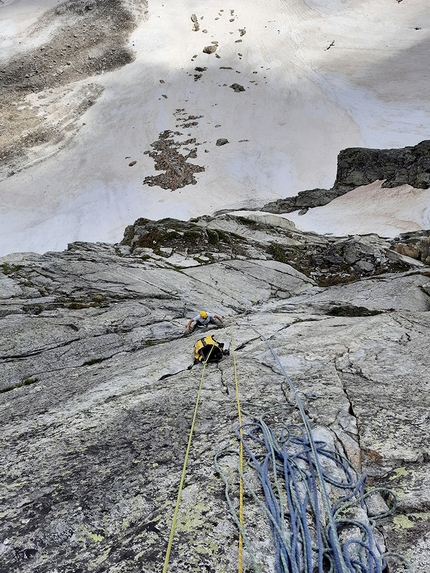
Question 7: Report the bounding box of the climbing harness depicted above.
[214,325,412,573]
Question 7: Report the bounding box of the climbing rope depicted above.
[162,345,214,573]
[215,325,412,573]
[231,329,245,573]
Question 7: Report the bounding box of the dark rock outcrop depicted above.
[121,215,429,286]
[261,140,430,214]
[335,140,430,191]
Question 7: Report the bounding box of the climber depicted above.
[185,311,224,335]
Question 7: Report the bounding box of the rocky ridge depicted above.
[259,140,430,215]
[1,212,430,572]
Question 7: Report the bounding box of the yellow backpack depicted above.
[193,335,228,363]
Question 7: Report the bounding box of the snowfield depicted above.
[0,0,429,255]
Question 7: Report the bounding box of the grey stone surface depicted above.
[1,218,429,572]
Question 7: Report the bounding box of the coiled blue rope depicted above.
[214,326,412,573]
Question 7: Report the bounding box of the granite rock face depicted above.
[1,215,429,572]
[260,140,430,214]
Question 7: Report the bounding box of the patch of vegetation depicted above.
[64,294,110,310]
[183,230,202,242]
[267,243,289,265]
[216,230,233,242]
[1,263,21,275]
[328,305,383,317]
[92,294,109,307]
[206,229,219,245]
[0,377,39,394]
[317,274,358,287]
[66,301,90,310]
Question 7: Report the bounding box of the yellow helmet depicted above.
[199,311,208,319]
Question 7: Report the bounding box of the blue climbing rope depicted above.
[214,326,412,573]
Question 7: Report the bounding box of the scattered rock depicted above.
[143,129,205,190]
[203,45,217,54]
[128,160,136,166]
[392,231,430,265]
[191,13,199,31]
[0,0,148,181]
[216,138,229,146]
[230,83,245,92]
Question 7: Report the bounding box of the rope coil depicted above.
[215,326,412,573]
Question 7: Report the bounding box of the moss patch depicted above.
[1,263,21,275]
[328,305,383,317]
[0,377,39,394]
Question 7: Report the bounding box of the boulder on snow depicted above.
[230,82,245,92]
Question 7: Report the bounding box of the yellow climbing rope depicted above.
[231,330,245,573]
[162,347,214,573]
[162,334,245,573]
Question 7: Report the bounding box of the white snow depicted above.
[276,181,430,238]
[1,0,430,255]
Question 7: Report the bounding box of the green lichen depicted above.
[88,547,111,571]
[393,515,415,530]
[176,501,211,533]
[410,512,430,521]
[195,543,219,555]
[389,467,411,479]
[89,533,104,542]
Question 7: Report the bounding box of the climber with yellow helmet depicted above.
[185,310,224,335]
